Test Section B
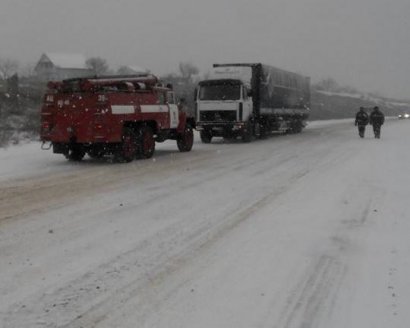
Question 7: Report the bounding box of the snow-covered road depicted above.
[1,119,409,328]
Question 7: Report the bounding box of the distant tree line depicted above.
[312,77,360,95]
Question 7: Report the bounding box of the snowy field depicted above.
[0,119,409,328]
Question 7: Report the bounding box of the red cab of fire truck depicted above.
[40,74,195,162]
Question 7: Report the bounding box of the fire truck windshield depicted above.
[199,82,241,101]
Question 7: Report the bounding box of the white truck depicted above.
[195,63,310,143]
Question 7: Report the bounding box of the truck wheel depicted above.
[66,147,85,161]
[259,124,267,139]
[177,124,194,152]
[241,121,253,142]
[200,130,212,144]
[116,128,137,162]
[138,126,155,159]
[88,148,105,159]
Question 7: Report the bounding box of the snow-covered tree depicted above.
[178,62,199,81]
[86,57,110,76]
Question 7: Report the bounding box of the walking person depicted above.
[355,107,369,138]
[369,106,385,138]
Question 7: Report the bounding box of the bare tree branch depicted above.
[0,58,19,79]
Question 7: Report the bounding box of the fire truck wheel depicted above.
[200,130,212,144]
[116,128,138,162]
[177,125,194,152]
[87,148,105,159]
[66,147,85,161]
[138,126,155,159]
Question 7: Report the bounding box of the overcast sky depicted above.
[1,0,409,99]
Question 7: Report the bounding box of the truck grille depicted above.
[199,110,236,122]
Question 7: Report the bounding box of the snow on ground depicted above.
[0,141,70,182]
[0,119,409,328]
[0,120,347,182]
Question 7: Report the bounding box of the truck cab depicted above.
[195,66,254,143]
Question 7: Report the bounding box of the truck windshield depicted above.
[199,83,241,101]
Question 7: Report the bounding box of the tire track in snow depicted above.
[274,196,375,328]
[276,255,347,328]
[1,124,359,327]
[2,169,310,328]
[0,150,215,223]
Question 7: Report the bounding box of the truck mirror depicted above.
[247,90,253,97]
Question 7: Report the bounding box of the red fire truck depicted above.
[40,74,195,162]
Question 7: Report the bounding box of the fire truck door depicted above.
[169,104,179,128]
[167,91,179,128]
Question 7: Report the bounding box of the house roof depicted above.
[40,53,88,69]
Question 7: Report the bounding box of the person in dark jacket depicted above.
[369,106,385,138]
[355,107,369,138]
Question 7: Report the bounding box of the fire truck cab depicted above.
[40,74,195,162]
